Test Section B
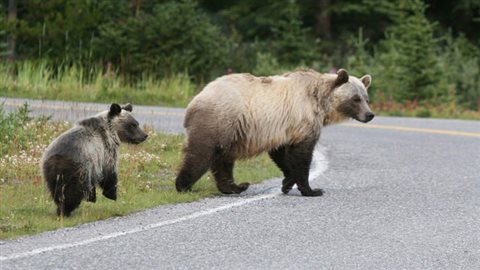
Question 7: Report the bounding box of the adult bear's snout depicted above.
[364,112,375,122]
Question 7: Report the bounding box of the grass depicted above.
[1,61,479,120]
[0,105,280,239]
[0,61,197,107]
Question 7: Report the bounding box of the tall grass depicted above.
[0,61,197,107]
[1,60,478,120]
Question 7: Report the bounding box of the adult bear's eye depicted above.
[353,96,361,102]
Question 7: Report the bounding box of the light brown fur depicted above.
[177,68,373,195]
[185,69,365,158]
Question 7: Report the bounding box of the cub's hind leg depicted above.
[50,173,84,217]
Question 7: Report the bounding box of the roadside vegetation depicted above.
[1,59,478,120]
[0,62,196,107]
[1,0,479,119]
[0,105,280,239]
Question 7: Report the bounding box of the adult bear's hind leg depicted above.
[176,136,216,192]
[211,157,249,194]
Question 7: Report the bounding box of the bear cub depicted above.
[41,103,148,216]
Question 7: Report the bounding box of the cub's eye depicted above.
[353,96,361,102]
[129,123,137,129]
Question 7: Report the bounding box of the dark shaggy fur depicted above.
[41,103,148,217]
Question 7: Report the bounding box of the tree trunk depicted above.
[315,0,331,40]
[7,0,17,62]
[131,0,141,17]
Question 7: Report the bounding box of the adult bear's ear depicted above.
[360,75,372,89]
[108,103,122,118]
[122,103,133,112]
[334,69,349,87]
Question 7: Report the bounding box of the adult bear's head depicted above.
[328,69,374,123]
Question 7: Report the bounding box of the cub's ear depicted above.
[108,103,122,118]
[334,69,349,87]
[122,103,133,112]
[360,75,372,89]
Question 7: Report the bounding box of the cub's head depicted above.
[107,103,148,144]
[327,69,374,124]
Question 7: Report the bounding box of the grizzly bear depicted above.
[176,68,374,196]
[41,103,148,216]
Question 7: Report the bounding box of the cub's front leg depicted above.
[101,171,118,200]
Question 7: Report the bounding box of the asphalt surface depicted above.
[1,97,480,269]
[1,97,185,133]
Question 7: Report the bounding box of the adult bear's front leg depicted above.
[269,146,295,194]
[285,139,323,197]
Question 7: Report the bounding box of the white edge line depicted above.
[0,193,278,262]
[0,135,329,262]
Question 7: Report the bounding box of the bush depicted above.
[0,103,45,156]
[94,0,229,80]
[415,108,431,118]
[375,0,447,103]
[438,34,480,110]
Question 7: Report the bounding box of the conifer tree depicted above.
[376,0,447,102]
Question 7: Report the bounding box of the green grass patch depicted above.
[2,61,479,120]
[0,61,197,107]
[0,105,280,239]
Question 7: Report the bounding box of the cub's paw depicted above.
[299,188,324,197]
[86,190,97,202]
[102,187,117,201]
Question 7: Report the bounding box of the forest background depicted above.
[1,0,479,118]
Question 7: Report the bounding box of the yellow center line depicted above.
[342,123,480,138]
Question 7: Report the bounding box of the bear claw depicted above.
[299,188,324,197]
[281,178,295,194]
[102,188,117,201]
[218,182,250,194]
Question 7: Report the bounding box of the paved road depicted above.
[1,97,185,133]
[1,97,480,269]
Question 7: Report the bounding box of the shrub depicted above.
[93,0,229,80]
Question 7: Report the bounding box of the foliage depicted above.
[437,33,480,110]
[0,0,479,111]
[93,0,229,80]
[0,61,197,107]
[375,0,447,103]
[0,103,42,156]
